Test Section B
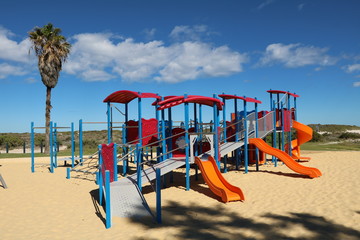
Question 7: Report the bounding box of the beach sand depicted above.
[0,151,359,239]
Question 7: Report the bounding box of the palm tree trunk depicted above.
[45,86,52,154]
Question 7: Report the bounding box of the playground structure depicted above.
[92,89,321,228]
[30,89,321,228]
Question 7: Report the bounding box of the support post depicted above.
[213,94,220,169]
[71,122,75,168]
[79,119,83,165]
[156,168,162,224]
[272,100,277,166]
[136,143,142,191]
[243,98,248,174]
[50,121,54,173]
[113,143,118,181]
[107,102,111,144]
[184,94,190,191]
[31,122,35,173]
[255,99,259,171]
[105,170,112,229]
[66,168,71,179]
[234,97,239,170]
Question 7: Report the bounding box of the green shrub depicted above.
[339,132,360,139]
[310,131,324,142]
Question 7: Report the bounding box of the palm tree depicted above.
[29,23,71,153]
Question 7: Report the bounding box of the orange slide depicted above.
[195,156,245,202]
[249,138,322,178]
[285,120,312,160]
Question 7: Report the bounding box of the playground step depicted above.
[110,178,152,218]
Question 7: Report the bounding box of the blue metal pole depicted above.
[272,100,277,166]
[255,99,259,171]
[113,143,118,182]
[79,119,83,165]
[155,100,161,163]
[234,98,239,170]
[243,98,248,174]
[288,94,292,155]
[222,96,227,143]
[294,95,297,121]
[199,104,203,154]
[66,168,71,179]
[71,122,75,168]
[122,124,127,176]
[105,170,112,229]
[136,143,142,191]
[222,97,228,173]
[31,122,35,173]
[161,108,166,162]
[156,168,162,224]
[138,96,143,178]
[281,103,285,151]
[107,102,111,144]
[168,107,173,158]
[184,94,190,191]
[213,94,220,169]
[50,121,54,173]
[138,95,143,146]
[98,146,103,205]
[54,123,58,168]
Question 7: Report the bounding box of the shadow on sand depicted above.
[127,200,360,240]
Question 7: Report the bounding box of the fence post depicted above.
[31,122,35,172]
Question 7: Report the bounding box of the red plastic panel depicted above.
[101,143,114,182]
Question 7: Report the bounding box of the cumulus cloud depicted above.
[0,63,27,79]
[258,43,336,68]
[343,63,360,73]
[353,82,360,87]
[64,29,246,83]
[0,26,33,63]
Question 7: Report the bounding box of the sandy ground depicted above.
[0,151,359,240]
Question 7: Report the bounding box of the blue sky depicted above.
[0,0,359,133]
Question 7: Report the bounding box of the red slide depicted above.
[195,156,245,202]
[249,138,321,178]
[285,120,312,160]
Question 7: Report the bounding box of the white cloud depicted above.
[259,43,336,68]
[0,26,33,63]
[343,63,360,73]
[298,3,305,11]
[25,77,38,84]
[64,30,246,83]
[257,0,275,10]
[0,63,27,79]
[169,25,215,42]
[353,81,360,87]
[143,28,156,40]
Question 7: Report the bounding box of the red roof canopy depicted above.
[218,94,262,104]
[103,90,161,104]
[267,90,300,98]
[157,95,224,110]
